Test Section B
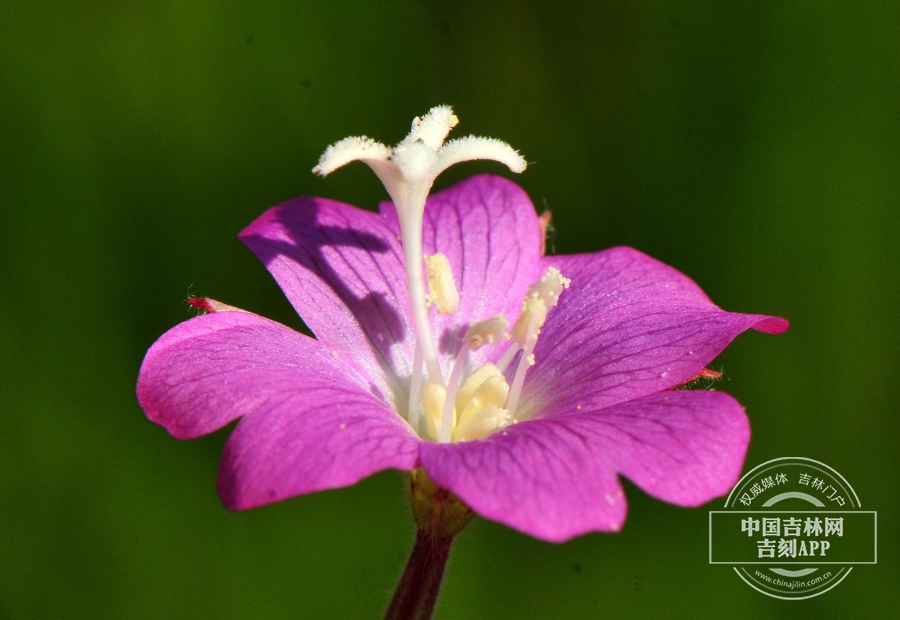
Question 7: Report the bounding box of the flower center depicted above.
[417,265,569,443]
[314,106,569,442]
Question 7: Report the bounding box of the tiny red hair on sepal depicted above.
[188,297,247,314]
[188,297,216,313]
[674,368,723,390]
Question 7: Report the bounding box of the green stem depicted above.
[383,528,455,620]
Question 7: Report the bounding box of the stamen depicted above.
[313,107,528,438]
[438,344,470,443]
[423,383,452,441]
[440,324,509,442]
[505,267,571,418]
[527,266,570,309]
[464,315,509,349]
[508,267,569,347]
[407,341,424,433]
[505,302,545,416]
[510,297,548,347]
[455,363,503,411]
[425,253,460,314]
[494,343,520,372]
[457,374,509,425]
[452,406,511,442]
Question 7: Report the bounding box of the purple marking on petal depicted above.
[137,311,420,508]
[519,247,788,420]
[239,197,414,407]
[218,386,420,510]
[420,421,628,543]
[420,390,748,541]
[381,175,543,374]
[137,311,394,440]
[137,173,788,532]
[568,390,750,507]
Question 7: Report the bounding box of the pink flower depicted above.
[137,108,787,542]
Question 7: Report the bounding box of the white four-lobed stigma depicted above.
[406,105,458,150]
[312,105,526,190]
[313,106,527,410]
[312,137,392,177]
[314,106,556,444]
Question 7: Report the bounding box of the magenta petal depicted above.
[239,196,412,405]
[136,168,791,538]
[136,310,393,440]
[520,247,788,419]
[238,176,544,400]
[581,390,750,506]
[218,389,420,510]
[137,311,420,508]
[419,390,747,542]
[139,311,342,440]
[381,175,543,369]
[419,423,627,543]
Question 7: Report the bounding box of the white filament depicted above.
[407,341,423,433]
[439,344,471,443]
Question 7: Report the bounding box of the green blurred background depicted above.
[1,1,897,618]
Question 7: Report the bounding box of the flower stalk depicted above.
[384,469,474,620]
[136,108,790,619]
[383,528,453,620]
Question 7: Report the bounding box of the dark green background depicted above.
[1,2,897,618]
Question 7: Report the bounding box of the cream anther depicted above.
[457,374,510,425]
[510,297,548,347]
[452,406,511,442]
[425,253,460,314]
[509,267,570,347]
[423,383,453,441]
[455,363,502,411]
[527,266,571,309]
[504,267,572,419]
[464,315,509,349]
